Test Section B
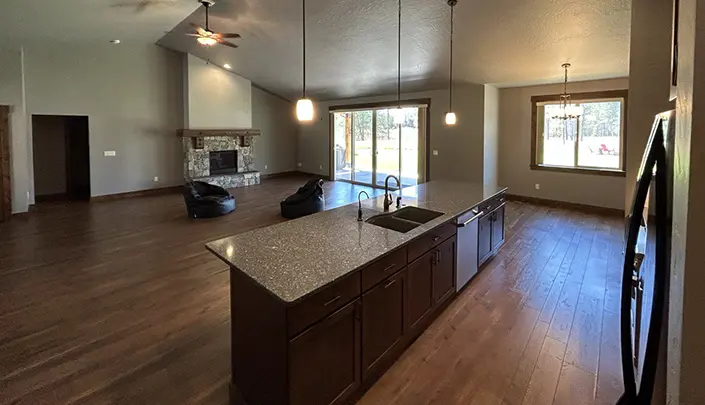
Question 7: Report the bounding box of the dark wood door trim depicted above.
[0,105,11,222]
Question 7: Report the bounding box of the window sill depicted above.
[530,164,626,178]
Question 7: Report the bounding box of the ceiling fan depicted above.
[187,0,241,48]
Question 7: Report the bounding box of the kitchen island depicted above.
[206,180,507,405]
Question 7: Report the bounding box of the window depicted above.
[531,90,628,177]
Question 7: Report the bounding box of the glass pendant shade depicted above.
[391,108,404,126]
[565,104,584,117]
[445,112,457,125]
[296,98,314,121]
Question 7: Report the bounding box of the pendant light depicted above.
[296,0,314,121]
[390,0,404,126]
[551,63,583,120]
[444,0,457,126]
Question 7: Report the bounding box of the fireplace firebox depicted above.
[209,151,238,175]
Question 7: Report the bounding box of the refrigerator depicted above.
[618,110,675,404]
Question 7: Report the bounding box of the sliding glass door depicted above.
[332,106,421,188]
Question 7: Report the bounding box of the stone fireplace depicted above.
[181,129,261,189]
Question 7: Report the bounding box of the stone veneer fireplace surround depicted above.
[181,130,261,189]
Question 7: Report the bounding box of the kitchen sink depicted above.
[391,207,444,224]
[365,215,421,233]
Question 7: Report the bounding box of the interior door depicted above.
[0,106,11,222]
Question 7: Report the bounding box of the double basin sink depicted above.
[366,206,444,233]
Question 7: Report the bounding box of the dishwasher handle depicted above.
[457,211,484,227]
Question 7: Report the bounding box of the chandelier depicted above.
[552,63,583,120]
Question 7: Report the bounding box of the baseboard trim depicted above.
[506,194,625,217]
[294,171,332,181]
[91,185,182,202]
[35,193,69,203]
[260,171,301,180]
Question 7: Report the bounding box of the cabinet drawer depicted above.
[361,247,407,291]
[287,273,361,338]
[407,222,456,263]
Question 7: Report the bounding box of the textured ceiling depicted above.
[0,0,199,46]
[158,0,632,100]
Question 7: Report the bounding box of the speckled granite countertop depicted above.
[206,181,507,304]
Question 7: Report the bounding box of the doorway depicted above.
[331,101,427,189]
[32,115,90,202]
[0,106,11,222]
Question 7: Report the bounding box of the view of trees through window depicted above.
[540,100,623,170]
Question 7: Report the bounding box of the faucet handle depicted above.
[396,196,402,208]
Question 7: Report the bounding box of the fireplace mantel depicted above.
[178,129,261,138]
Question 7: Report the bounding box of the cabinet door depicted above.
[433,237,456,304]
[289,299,361,405]
[406,251,434,332]
[362,270,405,379]
[491,205,505,251]
[478,214,493,265]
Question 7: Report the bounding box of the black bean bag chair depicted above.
[183,181,236,219]
[281,179,325,219]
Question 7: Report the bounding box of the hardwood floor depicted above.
[0,176,624,405]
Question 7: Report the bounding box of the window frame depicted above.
[530,89,628,177]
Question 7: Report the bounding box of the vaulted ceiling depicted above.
[0,0,632,101]
[158,0,632,100]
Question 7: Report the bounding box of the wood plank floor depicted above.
[0,176,625,405]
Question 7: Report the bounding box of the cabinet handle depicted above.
[323,296,341,307]
[432,236,440,242]
[383,263,396,272]
[438,250,442,264]
[384,279,397,289]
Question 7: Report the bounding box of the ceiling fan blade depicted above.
[218,33,242,39]
[184,33,202,37]
[216,39,239,49]
[190,23,208,36]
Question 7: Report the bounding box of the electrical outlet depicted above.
[264,164,268,170]
[319,165,323,170]
[535,183,540,190]
[104,151,116,157]
[153,176,159,182]
[297,162,302,168]
[433,150,439,156]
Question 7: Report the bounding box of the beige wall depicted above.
[183,54,252,129]
[483,85,499,188]
[297,84,486,183]
[251,87,298,175]
[667,0,705,402]
[31,115,67,196]
[498,78,629,210]
[625,0,675,212]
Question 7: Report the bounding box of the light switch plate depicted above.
[297,162,302,168]
[535,184,540,190]
[433,150,439,156]
[104,151,116,157]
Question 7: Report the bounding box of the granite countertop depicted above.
[206,180,507,304]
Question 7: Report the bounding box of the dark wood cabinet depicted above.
[491,205,505,251]
[289,299,361,405]
[478,213,493,265]
[433,236,456,305]
[406,250,435,332]
[361,270,406,379]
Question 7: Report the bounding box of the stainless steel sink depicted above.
[365,215,421,233]
[390,207,444,224]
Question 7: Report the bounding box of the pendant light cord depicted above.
[302,0,307,99]
[397,0,401,109]
[449,4,454,111]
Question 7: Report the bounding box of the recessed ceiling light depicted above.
[223,64,232,70]
[110,39,121,44]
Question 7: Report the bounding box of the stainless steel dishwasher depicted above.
[455,208,483,291]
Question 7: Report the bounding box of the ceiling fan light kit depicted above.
[445,0,457,126]
[296,0,314,122]
[188,0,241,49]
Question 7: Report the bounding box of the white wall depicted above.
[0,47,29,213]
[183,54,251,129]
[32,115,67,196]
[483,85,499,188]
[498,78,629,210]
[251,87,297,175]
[23,43,184,198]
[297,84,486,183]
